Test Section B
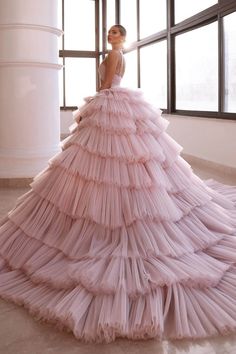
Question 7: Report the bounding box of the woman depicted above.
[0,25,236,343]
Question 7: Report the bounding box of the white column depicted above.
[0,0,62,178]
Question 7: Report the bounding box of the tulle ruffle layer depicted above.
[49,148,193,193]
[8,174,228,229]
[1,259,236,343]
[1,214,236,296]
[64,88,178,170]
[0,86,236,342]
[4,200,233,260]
[74,88,163,123]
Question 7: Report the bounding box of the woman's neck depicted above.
[112,44,123,51]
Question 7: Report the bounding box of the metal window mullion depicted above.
[102,0,107,57]
[219,0,236,16]
[95,0,100,91]
[218,13,224,114]
[137,0,140,41]
[116,0,120,24]
[167,0,175,113]
[137,47,140,88]
[60,50,97,58]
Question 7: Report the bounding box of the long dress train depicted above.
[0,52,236,343]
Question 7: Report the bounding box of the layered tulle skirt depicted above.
[0,86,236,343]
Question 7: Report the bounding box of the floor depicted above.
[0,161,236,354]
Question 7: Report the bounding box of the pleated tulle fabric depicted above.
[0,82,236,343]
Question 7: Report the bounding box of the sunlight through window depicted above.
[122,51,138,88]
[140,41,167,108]
[120,0,137,44]
[175,0,217,23]
[64,0,95,50]
[176,22,218,111]
[140,0,166,38]
[65,58,96,106]
[223,11,236,113]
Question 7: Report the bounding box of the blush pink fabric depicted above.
[0,54,236,343]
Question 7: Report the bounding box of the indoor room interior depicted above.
[0,0,236,353]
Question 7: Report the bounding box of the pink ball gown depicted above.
[0,51,236,343]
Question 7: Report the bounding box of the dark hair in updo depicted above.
[114,24,127,37]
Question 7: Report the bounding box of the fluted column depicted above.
[0,0,62,178]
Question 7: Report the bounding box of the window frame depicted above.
[59,0,99,110]
[59,0,236,120]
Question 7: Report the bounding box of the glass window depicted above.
[107,0,116,39]
[175,22,218,111]
[122,50,138,88]
[120,0,137,44]
[64,0,95,50]
[223,11,236,113]
[139,0,167,39]
[175,0,218,24]
[140,41,167,108]
[99,0,103,51]
[65,58,96,106]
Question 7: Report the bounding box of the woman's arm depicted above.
[99,50,120,91]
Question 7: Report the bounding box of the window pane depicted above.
[175,0,217,24]
[175,22,218,111]
[122,50,138,88]
[223,11,236,113]
[140,0,167,39]
[107,0,116,38]
[99,0,103,51]
[64,0,95,50]
[120,0,137,44]
[65,58,96,106]
[140,41,167,108]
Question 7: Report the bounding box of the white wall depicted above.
[165,114,236,169]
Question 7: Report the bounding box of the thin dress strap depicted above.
[116,51,125,77]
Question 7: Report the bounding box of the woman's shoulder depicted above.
[108,49,122,53]
[103,50,120,66]
[107,49,123,57]
[107,49,123,62]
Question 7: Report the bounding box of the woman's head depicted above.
[107,25,126,46]
[114,25,127,37]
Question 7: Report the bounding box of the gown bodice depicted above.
[98,50,125,88]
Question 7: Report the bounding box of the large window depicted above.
[223,11,236,113]
[59,0,236,119]
[64,0,95,50]
[122,50,138,88]
[107,0,116,39]
[65,58,96,106]
[175,22,218,111]
[59,0,97,107]
[175,0,218,24]
[120,0,137,44]
[140,41,167,108]
[99,0,103,51]
[139,0,167,38]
